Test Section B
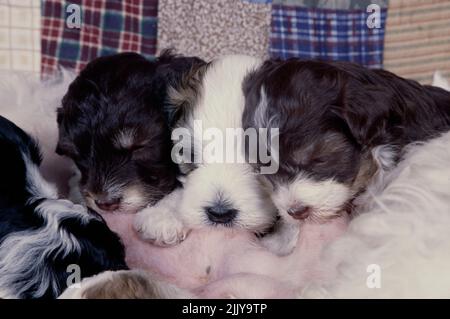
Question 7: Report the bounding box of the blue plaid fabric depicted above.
[243,0,272,3]
[270,4,387,68]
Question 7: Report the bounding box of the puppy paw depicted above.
[133,206,189,247]
[260,219,299,256]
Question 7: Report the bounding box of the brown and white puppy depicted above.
[242,59,450,254]
[56,52,203,214]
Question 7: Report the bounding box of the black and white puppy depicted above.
[134,55,277,246]
[56,52,203,214]
[0,115,127,299]
[242,59,450,254]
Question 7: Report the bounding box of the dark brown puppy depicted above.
[57,52,203,214]
[243,59,450,223]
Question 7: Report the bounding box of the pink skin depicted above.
[102,212,349,298]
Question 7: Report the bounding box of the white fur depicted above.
[179,163,276,230]
[136,55,277,245]
[260,218,299,256]
[0,70,76,196]
[113,128,137,149]
[59,270,192,299]
[178,56,276,232]
[298,130,450,298]
[253,86,279,132]
[0,157,91,298]
[263,174,351,255]
[271,145,397,225]
[24,157,59,201]
[273,174,352,222]
[123,128,450,299]
[134,189,189,246]
[432,71,450,91]
[266,144,399,255]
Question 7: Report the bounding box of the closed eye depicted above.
[312,157,328,165]
[121,141,151,153]
[128,144,146,152]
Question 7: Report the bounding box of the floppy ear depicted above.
[333,81,396,149]
[164,60,209,127]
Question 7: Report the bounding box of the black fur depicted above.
[0,115,127,299]
[56,52,204,213]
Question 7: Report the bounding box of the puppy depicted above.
[134,55,277,246]
[242,59,450,254]
[0,115,127,298]
[56,52,203,214]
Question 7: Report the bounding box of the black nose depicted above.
[287,204,311,220]
[205,205,238,224]
[95,197,121,212]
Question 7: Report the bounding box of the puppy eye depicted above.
[126,141,151,153]
[312,157,327,165]
[129,144,145,152]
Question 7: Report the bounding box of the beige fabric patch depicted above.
[157,0,271,61]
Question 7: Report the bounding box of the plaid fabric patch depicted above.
[41,0,158,75]
[272,0,388,10]
[0,0,41,73]
[270,4,387,68]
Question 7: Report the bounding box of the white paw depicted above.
[260,219,299,256]
[133,205,189,247]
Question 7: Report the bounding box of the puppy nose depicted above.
[94,197,121,212]
[205,205,238,224]
[287,204,311,220]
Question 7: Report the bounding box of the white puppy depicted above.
[134,55,277,246]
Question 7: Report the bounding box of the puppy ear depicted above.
[333,82,395,149]
[164,60,209,127]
